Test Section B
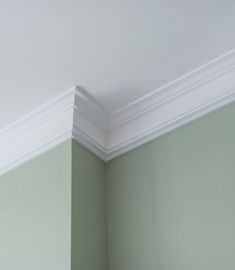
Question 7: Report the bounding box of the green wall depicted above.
[0,141,72,270]
[1,102,235,270]
[0,140,108,270]
[71,140,108,270]
[106,103,235,270]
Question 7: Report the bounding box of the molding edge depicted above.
[107,49,235,159]
[0,49,235,175]
[0,88,75,176]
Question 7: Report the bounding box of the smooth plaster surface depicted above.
[1,102,235,270]
[0,140,108,270]
[0,141,72,270]
[71,140,108,270]
[106,102,235,270]
[0,0,235,128]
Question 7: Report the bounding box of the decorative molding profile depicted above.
[0,49,235,175]
[0,88,75,176]
[106,49,235,160]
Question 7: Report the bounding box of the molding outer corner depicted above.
[0,49,235,175]
[72,86,108,161]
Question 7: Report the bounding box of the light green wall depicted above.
[0,140,108,270]
[71,140,108,270]
[106,103,235,270]
[1,102,235,270]
[0,141,72,270]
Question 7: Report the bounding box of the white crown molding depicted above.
[72,88,108,161]
[0,88,75,176]
[0,49,235,174]
[106,49,235,160]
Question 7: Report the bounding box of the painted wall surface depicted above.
[0,141,72,270]
[71,140,108,270]
[106,102,235,270]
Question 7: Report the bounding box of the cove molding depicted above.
[0,49,235,175]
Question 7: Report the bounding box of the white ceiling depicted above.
[0,0,234,129]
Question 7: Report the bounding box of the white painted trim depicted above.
[107,49,235,160]
[0,88,75,176]
[109,49,235,130]
[0,49,235,174]
[72,87,108,161]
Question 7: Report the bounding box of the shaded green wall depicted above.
[0,141,72,270]
[1,102,235,270]
[71,140,108,270]
[106,103,235,270]
[0,140,108,270]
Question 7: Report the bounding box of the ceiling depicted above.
[0,0,234,129]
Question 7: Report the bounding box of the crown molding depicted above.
[0,49,235,175]
[106,49,235,160]
[0,88,75,176]
[72,88,108,161]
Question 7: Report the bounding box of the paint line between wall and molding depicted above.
[0,49,235,175]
